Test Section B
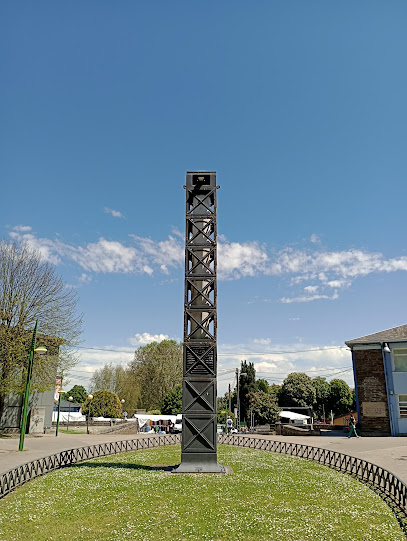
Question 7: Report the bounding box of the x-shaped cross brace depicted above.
[183,416,215,451]
[184,380,213,412]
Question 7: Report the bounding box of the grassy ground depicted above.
[0,444,404,541]
[57,427,88,434]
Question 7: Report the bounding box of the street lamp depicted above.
[55,387,66,437]
[19,320,47,451]
[235,367,247,433]
[67,396,73,433]
[120,399,125,423]
[86,394,93,434]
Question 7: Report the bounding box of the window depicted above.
[399,395,407,418]
[393,349,407,372]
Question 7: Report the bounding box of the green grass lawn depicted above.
[0,444,404,541]
[57,427,88,434]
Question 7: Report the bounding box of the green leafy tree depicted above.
[311,377,330,420]
[239,360,257,423]
[279,373,316,408]
[61,385,87,404]
[130,340,182,411]
[161,384,182,414]
[90,363,141,416]
[268,384,281,401]
[82,390,122,418]
[327,379,354,417]
[248,391,280,425]
[0,241,82,417]
[255,378,269,393]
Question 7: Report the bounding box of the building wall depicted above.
[0,390,55,432]
[383,342,407,435]
[353,348,391,435]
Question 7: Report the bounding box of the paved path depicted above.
[0,432,147,474]
[1,432,407,484]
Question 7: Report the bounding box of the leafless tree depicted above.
[0,241,83,415]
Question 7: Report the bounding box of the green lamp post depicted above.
[18,320,47,451]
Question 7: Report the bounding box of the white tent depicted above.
[133,414,178,430]
[279,411,310,420]
[279,411,310,425]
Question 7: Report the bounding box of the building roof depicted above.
[59,399,83,408]
[345,324,407,347]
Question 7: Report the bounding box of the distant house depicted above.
[345,324,407,436]
[58,399,82,413]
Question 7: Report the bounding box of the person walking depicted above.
[348,414,359,438]
[226,415,233,434]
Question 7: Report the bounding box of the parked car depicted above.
[174,415,182,433]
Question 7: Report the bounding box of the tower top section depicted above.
[186,171,217,191]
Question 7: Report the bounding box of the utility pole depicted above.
[236,368,240,432]
[228,383,231,418]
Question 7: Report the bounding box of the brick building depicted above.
[345,324,407,436]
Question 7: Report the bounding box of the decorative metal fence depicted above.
[219,434,407,522]
[1,432,407,529]
[0,434,180,500]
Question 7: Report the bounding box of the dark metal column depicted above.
[175,171,225,473]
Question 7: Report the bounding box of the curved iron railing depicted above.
[0,434,180,500]
[1,432,407,531]
[218,434,407,524]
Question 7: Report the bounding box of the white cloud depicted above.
[10,229,150,274]
[9,231,62,265]
[281,292,339,304]
[64,238,142,273]
[79,273,92,285]
[267,247,407,301]
[304,285,319,293]
[12,225,32,232]
[8,226,407,302]
[170,227,184,239]
[218,241,268,279]
[253,338,271,345]
[268,247,407,278]
[104,207,124,218]
[130,235,184,272]
[310,234,320,244]
[326,280,350,288]
[129,332,170,346]
[289,317,300,321]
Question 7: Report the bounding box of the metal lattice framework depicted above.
[175,172,224,473]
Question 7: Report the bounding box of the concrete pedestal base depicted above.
[172,454,231,474]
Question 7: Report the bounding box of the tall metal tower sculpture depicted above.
[175,171,225,473]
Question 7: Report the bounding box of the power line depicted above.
[218,346,349,356]
[69,345,350,356]
[255,365,351,375]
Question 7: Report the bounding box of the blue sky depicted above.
[2,2,406,395]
